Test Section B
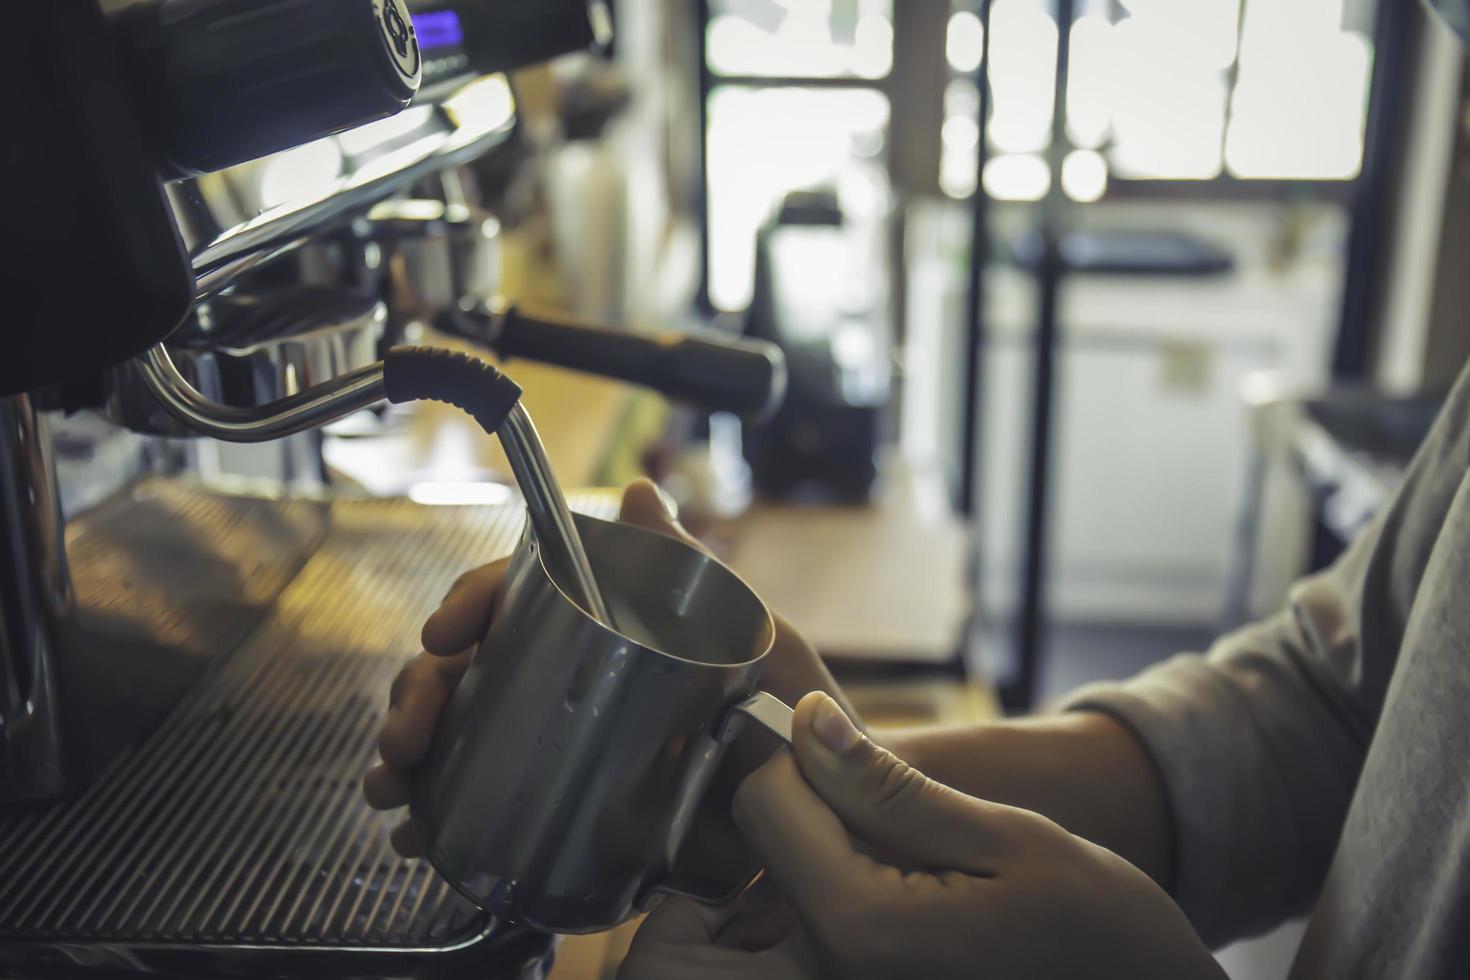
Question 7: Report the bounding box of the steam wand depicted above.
[135,343,614,628]
[497,403,614,627]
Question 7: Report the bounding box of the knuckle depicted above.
[865,749,927,813]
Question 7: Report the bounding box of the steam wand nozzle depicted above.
[383,346,615,629]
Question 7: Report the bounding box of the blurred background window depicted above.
[702,0,895,311]
[707,87,890,310]
[707,0,895,79]
[941,0,1376,202]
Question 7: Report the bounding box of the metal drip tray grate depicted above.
[0,486,616,976]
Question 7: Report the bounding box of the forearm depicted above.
[884,712,1174,887]
[755,617,1171,883]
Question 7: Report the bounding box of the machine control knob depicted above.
[121,0,423,177]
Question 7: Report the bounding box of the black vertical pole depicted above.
[1331,0,1412,381]
[695,0,715,316]
[1309,0,1413,573]
[959,0,996,518]
[1005,0,1075,713]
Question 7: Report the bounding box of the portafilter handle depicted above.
[362,201,786,420]
[440,302,789,422]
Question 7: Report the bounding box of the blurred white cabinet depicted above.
[978,255,1339,625]
[904,200,1345,626]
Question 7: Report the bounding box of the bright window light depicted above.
[1062,149,1109,202]
[1226,3,1371,180]
[409,482,516,507]
[946,77,981,121]
[440,76,516,143]
[1066,15,1113,149]
[707,86,890,310]
[257,138,345,209]
[852,13,895,77]
[987,0,1059,154]
[943,115,981,153]
[983,153,1051,201]
[941,79,982,199]
[336,105,437,156]
[1106,14,1228,179]
[941,150,979,199]
[1113,0,1240,70]
[940,0,1368,186]
[947,11,985,74]
[707,0,894,79]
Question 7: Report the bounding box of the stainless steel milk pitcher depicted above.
[412,512,792,933]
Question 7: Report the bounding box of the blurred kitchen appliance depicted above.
[743,189,894,501]
[0,2,780,977]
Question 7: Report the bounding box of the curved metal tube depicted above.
[500,404,613,628]
[135,345,388,444]
[136,344,612,628]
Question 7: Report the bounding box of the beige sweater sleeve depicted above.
[1062,365,1470,947]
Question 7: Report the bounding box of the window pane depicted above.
[983,153,1051,201]
[1103,4,1236,179]
[706,86,890,310]
[1225,0,1372,179]
[1061,148,1108,201]
[941,78,982,198]
[707,0,894,80]
[1066,14,1113,150]
[987,0,1058,154]
[947,10,985,74]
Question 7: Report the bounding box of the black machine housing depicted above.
[744,189,893,502]
[4,2,195,398]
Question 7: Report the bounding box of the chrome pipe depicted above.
[499,404,613,628]
[135,345,388,444]
[135,344,612,628]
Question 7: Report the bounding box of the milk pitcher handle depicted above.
[717,691,794,745]
[640,693,794,909]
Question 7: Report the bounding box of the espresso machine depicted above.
[0,2,783,976]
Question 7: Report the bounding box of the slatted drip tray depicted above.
[0,487,616,971]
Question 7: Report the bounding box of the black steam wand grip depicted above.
[382,346,613,627]
[440,305,788,422]
[383,345,523,434]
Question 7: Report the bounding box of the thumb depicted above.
[790,692,1006,875]
[619,479,710,555]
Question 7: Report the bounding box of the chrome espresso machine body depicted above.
[0,2,782,976]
